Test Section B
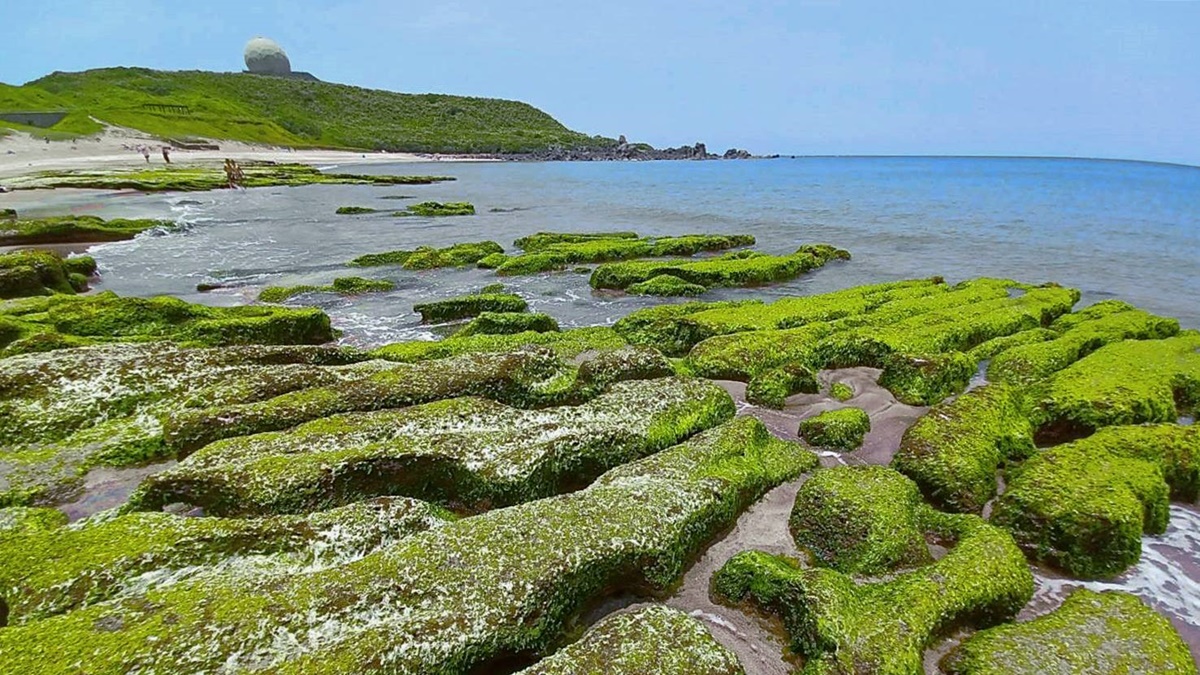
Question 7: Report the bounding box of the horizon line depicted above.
[763,153,1200,171]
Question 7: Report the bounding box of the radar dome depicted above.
[244,37,292,75]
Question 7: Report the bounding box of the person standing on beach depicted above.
[161,146,171,164]
[140,146,151,163]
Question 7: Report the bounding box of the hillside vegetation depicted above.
[0,68,613,153]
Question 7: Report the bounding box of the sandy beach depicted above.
[0,126,479,182]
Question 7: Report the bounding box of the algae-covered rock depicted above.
[945,589,1197,675]
[496,251,570,275]
[258,276,395,303]
[0,418,814,674]
[514,231,641,252]
[892,384,1034,513]
[517,605,744,675]
[455,311,560,337]
[1,291,335,356]
[161,346,570,455]
[496,233,756,277]
[0,342,366,505]
[686,280,1077,406]
[414,291,528,323]
[829,381,854,402]
[991,423,1198,578]
[713,511,1033,675]
[0,498,451,625]
[0,250,80,298]
[612,299,759,357]
[396,201,476,216]
[476,252,510,269]
[616,279,943,354]
[135,376,735,516]
[744,362,818,408]
[987,300,1179,385]
[790,466,932,575]
[335,206,379,214]
[371,326,629,363]
[591,244,848,291]
[0,215,171,246]
[1030,333,1200,440]
[575,346,674,391]
[798,407,871,451]
[19,164,454,192]
[626,274,708,296]
[348,241,503,268]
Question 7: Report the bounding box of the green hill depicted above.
[0,68,614,153]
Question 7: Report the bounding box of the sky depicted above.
[4,1,1199,165]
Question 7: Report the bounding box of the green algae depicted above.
[476,252,510,269]
[514,231,640,252]
[945,589,1197,674]
[371,326,629,363]
[745,363,818,408]
[713,511,1033,675]
[790,466,931,575]
[626,274,708,296]
[160,346,571,455]
[455,312,560,337]
[517,605,744,675]
[258,276,395,303]
[1030,333,1200,439]
[892,384,1034,513]
[590,244,849,291]
[0,250,85,299]
[16,163,455,192]
[0,291,335,357]
[797,408,871,451]
[135,376,736,516]
[348,240,504,268]
[829,382,854,402]
[992,423,1199,578]
[612,299,760,357]
[414,292,528,323]
[0,215,172,246]
[0,342,367,505]
[0,417,814,674]
[493,233,757,277]
[987,300,1179,385]
[396,201,476,217]
[335,206,379,215]
[0,498,451,625]
[686,280,1078,405]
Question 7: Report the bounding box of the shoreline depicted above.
[0,129,491,182]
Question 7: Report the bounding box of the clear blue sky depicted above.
[5,1,1199,164]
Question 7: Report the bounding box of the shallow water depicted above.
[11,156,1199,348]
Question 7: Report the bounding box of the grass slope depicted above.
[0,68,613,153]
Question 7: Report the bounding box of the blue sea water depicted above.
[16,156,1200,344]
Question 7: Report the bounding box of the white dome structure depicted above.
[244,37,292,75]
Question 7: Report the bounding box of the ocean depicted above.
[18,155,1198,346]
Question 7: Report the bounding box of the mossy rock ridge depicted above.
[712,510,1033,675]
[0,497,451,625]
[516,605,744,674]
[414,292,528,323]
[134,377,736,516]
[161,346,571,455]
[892,384,1034,513]
[0,417,815,673]
[0,342,368,506]
[789,466,932,575]
[944,588,1197,674]
[991,423,1199,578]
